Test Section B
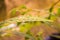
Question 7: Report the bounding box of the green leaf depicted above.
[37,31,43,36]
[17,22,21,26]
[18,5,27,9]
[37,36,42,40]
[0,25,2,28]
[25,31,35,40]
[25,31,31,40]
[20,8,31,15]
[50,14,57,21]
[10,8,16,16]
[21,5,26,9]
[21,11,27,15]
[48,7,54,19]
[49,6,54,13]
[57,8,60,16]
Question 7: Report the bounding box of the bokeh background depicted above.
[0,0,60,40]
[0,0,60,21]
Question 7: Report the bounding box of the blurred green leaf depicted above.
[49,7,54,13]
[18,5,27,9]
[19,22,34,32]
[50,14,57,21]
[25,31,31,40]
[48,7,53,19]
[25,31,34,40]
[20,5,26,9]
[0,25,2,28]
[37,31,43,36]
[57,8,60,16]
[4,33,11,37]
[10,8,16,16]
[17,22,21,26]
[36,30,43,40]
[20,9,31,15]
[21,11,27,15]
[37,36,42,40]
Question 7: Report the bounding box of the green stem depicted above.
[48,0,60,19]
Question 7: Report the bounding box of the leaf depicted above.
[18,5,27,9]
[25,31,31,40]
[48,7,54,19]
[10,8,16,16]
[50,14,57,21]
[49,7,54,13]
[17,22,21,26]
[20,8,31,15]
[57,8,60,16]
[19,26,27,33]
[19,22,33,33]
[37,30,43,36]
[0,25,2,28]
[21,11,27,15]
[37,36,42,40]
[48,0,60,19]
[20,5,26,9]
[4,33,11,37]
[34,21,41,26]
[36,30,43,40]
[25,31,35,40]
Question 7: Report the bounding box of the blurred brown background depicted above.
[0,0,60,40]
[0,0,59,21]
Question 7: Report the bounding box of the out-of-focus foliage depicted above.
[0,5,51,40]
[1,0,60,39]
[57,8,60,16]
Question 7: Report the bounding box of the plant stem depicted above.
[48,0,60,19]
